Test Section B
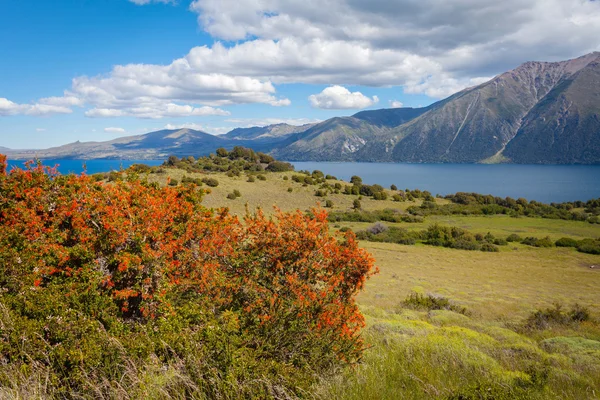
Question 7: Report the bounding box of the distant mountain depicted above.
[6,129,228,160]
[224,123,316,140]
[3,52,599,164]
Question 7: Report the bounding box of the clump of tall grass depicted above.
[401,292,469,316]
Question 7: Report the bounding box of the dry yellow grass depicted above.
[358,242,600,320]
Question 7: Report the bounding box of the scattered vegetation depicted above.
[402,191,600,224]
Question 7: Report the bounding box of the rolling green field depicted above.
[143,166,600,399]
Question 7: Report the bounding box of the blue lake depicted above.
[6,159,164,176]
[291,162,600,203]
[5,158,600,203]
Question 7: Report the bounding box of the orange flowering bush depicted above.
[0,156,376,397]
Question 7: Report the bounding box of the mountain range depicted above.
[4,52,600,164]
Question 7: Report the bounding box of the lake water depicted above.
[291,162,600,203]
[5,158,600,203]
[6,159,165,176]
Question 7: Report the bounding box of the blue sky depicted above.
[1,0,598,149]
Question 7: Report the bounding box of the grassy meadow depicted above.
[143,164,600,399]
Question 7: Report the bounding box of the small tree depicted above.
[390,184,398,191]
[353,199,362,210]
[350,175,362,186]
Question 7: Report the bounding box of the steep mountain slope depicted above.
[271,117,395,161]
[391,52,600,163]
[504,56,600,164]
[224,123,316,140]
[271,108,431,161]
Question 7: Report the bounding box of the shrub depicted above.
[247,176,256,182]
[367,222,388,235]
[266,161,294,172]
[506,233,523,242]
[353,199,362,210]
[283,175,289,180]
[401,293,468,315]
[390,184,398,191]
[0,159,377,398]
[480,243,500,252]
[202,177,219,187]
[168,178,179,186]
[325,200,334,208]
[526,303,591,329]
[523,236,554,248]
[373,191,388,201]
[555,237,579,247]
[287,187,293,193]
[450,239,481,251]
[258,152,275,164]
[315,189,327,197]
[350,176,362,185]
[233,189,241,198]
[227,192,237,199]
[257,174,267,181]
[577,239,600,255]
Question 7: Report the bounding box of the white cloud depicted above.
[189,0,600,95]
[104,127,126,134]
[39,95,84,107]
[35,128,46,132]
[309,86,378,109]
[85,104,230,119]
[389,100,404,108]
[0,97,73,116]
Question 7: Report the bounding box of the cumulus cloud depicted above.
[104,127,126,134]
[309,86,378,109]
[0,97,73,116]
[189,0,600,94]
[85,104,231,119]
[389,100,404,108]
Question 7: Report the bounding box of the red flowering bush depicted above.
[0,157,376,398]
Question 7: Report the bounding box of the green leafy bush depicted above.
[401,293,469,315]
[577,239,600,255]
[555,237,579,247]
[506,233,523,242]
[202,177,219,187]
